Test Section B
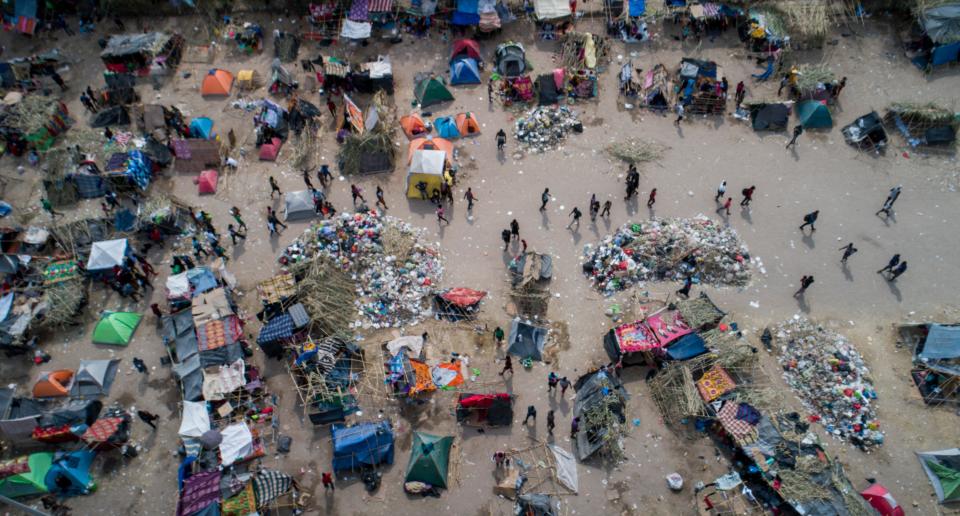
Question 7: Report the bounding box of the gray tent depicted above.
[284,190,316,221]
[517,494,557,516]
[921,5,960,45]
[70,359,120,398]
[495,43,526,78]
[173,353,203,402]
[507,320,548,361]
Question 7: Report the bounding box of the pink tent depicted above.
[259,137,282,161]
[552,69,564,90]
[197,169,218,194]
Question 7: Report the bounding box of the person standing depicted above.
[589,195,600,221]
[567,207,582,229]
[302,170,314,190]
[715,180,727,202]
[132,357,148,374]
[228,224,246,245]
[150,303,164,320]
[570,417,580,439]
[496,129,507,151]
[322,472,335,492]
[839,243,857,263]
[436,205,449,225]
[718,197,732,216]
[799,210,819,232]
[888,261,907,281]
[674,103,685,126]
[877,254,901,275]
[493,326,505,346]
[326,98,337,118]
[268,176,282,198]
[676,275,693,298]
[192,237,209,259]
[510,219,520,240]
[350,184,365,205]
[793,275,814,297]
[488,80,494,104]
[137,410,160,430]
[523,405,537,425]
[230,206,247,231]
[540,188,550,211]
[786,124,803,149]
[464,188,477,211]
[647,188,657,208]
[559,376,571,397]
[103,126,114,141]
[501,229,512,252]
[740,185,755,206]
[547,410,555,435]
[600,200,612,218]
[876,186,901,217]
[499,355,513,376]
[548,372,559,393]
[376,185,388,210]
[734,81,745,107]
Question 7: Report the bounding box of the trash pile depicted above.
[581,217,750,295]
[513,106,581,153]
[279,211,443,328]
[774,318,883,450]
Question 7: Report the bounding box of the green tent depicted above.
[405,432,453,488]
[796,100,833,129]
[918,449,960,503]
[92,311,143,346]
[0,453,53,498]
[414,77,454,108]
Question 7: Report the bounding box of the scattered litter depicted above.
[666,473,683,491]
[514,106,582,154]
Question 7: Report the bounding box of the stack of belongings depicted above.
[385,335,457,400]
[478,0,502,33]
[254,99,289,147]
[676,58,725,115]
[351,55,394,94]
[513,106,582,153]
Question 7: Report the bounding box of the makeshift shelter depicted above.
[750,103,790,132]
[236,69,260,91]
[860,483,906,516]
[434,288,486,320]
[450,57,482,86]
[842,111,888,150]
[434,116,461,139]
[352,56,394,95]
[885,102,958,149]
[339,130,396,175]
[911,4,960,70]
[573,370,627,460]
[197,169,218,195]
[284,190,317,221]
[200,69,234,96]
[507,319,548,361]
[0,453,53,498]
[414,76,454,107]
[796,100,833,129]
[456,392,513,426]
[451,39,482,61]
[537,74,560,105]
[90,105,130,128]
[676,58,725,115]
[405,432,453,488]
[400,114,428,140]
[274,31,300,62]
[495,43,527,78]
[100,32,184,76]
[70,359,120,398]
[903,323,960,405]
[406,149,447,199]
[92,311,142,346]
[455,112,481,137]
[638,64,672,111]
[331,421,395,471]
[189,117,214,139]
[86,238,129,272]
[535,0,572,20]
[517,494,557,516]
[259,137,282,161]
[173,139,222,173]
[917,448,960,504]
[33,370,73,398]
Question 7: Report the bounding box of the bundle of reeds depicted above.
[605,138,666,165]
[887,101,957,127]
[289,257,358,337]
[795,64,835,92]
[4,95,63,136]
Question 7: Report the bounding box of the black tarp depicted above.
[144,137,172,166]
[91,105,131,128]
[842,111,887,147]
[537,74,559,105]
[507,320,548,361]
[750,103,789,131]
[925,125,957,145]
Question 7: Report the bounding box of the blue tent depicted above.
[450,56,481,85]
[190,117,214,139]
[664,334,708,361]
[45,451,96,497]
[331,421,395,471]
[434,117,461,139]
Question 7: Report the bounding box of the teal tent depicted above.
[405,432,453,488]
[414,76,455,107]
[797,100,833,129]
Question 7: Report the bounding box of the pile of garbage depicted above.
[581,217,750,295]
[279,211,443,328]
[774,318,883,450]
[513,106,582,153]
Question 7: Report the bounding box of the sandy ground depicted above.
[2,9,960,516]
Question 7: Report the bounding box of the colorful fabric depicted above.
[614,320,660,352]
[323,59,350,78]
[257,314,294,345]
[0,457,30,479]
[716,401,756,441]
[81,417,123,444]
[735,403,761,425]
[369,0,393,11]
[349,0,370,21]
[408,358,436,395]
[252,469,293,506]
[197,316,241,351]
[645,312,692,346]
[43,260,79,285]
[176,469,221,516]
[696,366,736,402]
[257,274,295,303]
[222,481,256,516]
[32,425,78,444]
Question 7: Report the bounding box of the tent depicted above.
[407,150,447,199]
[860,483,905,516]
[535,0,572,19]
[259,137,282,161]
[796,100,833,129]
[86,238,128,272]
[284,190,316,221]
[0,453,53,498]
[434,117,461,139]
[918,324,960,361]
[201,69,234,96]
[33,370,73,397]
[93,311,142,346]
[455,112,481,137]
[917,448,960,503]
[70,359,120,398]
[456,392,513,426]
[197,169,218,194]
[450,57,482,85]
[750,103,790,131]
[405,432,453,488]
[451,39,482,61]
[90,105,131,128]
[400,114,428,140]
[537,74,560,105]
[189,117,214,139]
[408,137,454,164]
[842,111,888,149]
[45,450,96,497]
[331,421,395,471]
[507,319,548,361]
[414,76,454,107]
[496,43,526,77]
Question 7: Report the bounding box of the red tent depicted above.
[860,484,905,516]
[259,137,282,161]
[451,39,481,62]
[197,169,218,194]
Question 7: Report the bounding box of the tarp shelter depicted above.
[90,105,130,128]
[456,392,513,426]
[189,117,214,139]
[450,57,482,85]
[86,238,128,272]
[70,359,120,398]
[860,483,905,516]
[178,401,210,438]
[573,370,627,460]
[45,450,96,497]
[33,370,73,397]
[400,114,428,140]
[917,448,960,503]
[796,100,833,129]
[414,76,454,107]
[750,103,790,131]
[405,432,453,488]
[259,137,282,161]
[917,324,960,361]
[507,319,548,361]
[842,111,888,148]
[331,421,395,471]
[920,4,960,47]
[219,423,253,467]
[201,69,233,96]
[537,74,560,105]
[0,453,53,498]
[197,169,218,195]
[664,333,708,360]
[496,43,527,78]
[455,112,481,137]
[284,190,316,221]
[451,39,482,61]
[434,116,461,139]
[92,311,142,346]
[517,494,557,516]
[535,0,572,20]
[435,288,486,320]
[406,150,447,198]
[173,139,222,173]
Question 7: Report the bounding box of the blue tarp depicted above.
[45,451,95,497]
[257,314,294,345]
[331,421,395,471]
[628,0,645,16]
[434,116,461,139]
[70,174,108,198]
[665,333,708,361]
[114,209,136,231]
[190,117,214,139]
[451,11,480,25]
[15,0,38,18]
[450,57,481,85]
[124,151,152,191]
[920,324,960,360]
[186,267,217,295]
[932,42,960,66]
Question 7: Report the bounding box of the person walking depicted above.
[735,81,745,107]
[647,188,657,208]
[267,207,287,234]
[877,254,901,275]
[150,303,164,321]
[715,180,727,202]
[540,188,550,211]
[834,77,847,98]
[600,200,612,218]
[228,224,246,245]
[875,185,901,217]
[674,103,685,126]
[268,176,282,198]
[192,237,209,259]
[464,187,477,211]
[41,198,63,219]
[376,185,388,210]
[501,229,512,252]
[499,355,513,376]
[559,376,571,397]
[676,276,693,298]
[104,126,114,141]
[322,472,335,492]
[547,410,555,435]
[589,195,600,221]
[436,205,449,225]
[51,71,67,91]
[786,124,803,149]
[523,405,537,425]
[230,206,247,231]
[302,170,314,190]
[888,261,907,281]
[510,219,520,240]
[496,129,507,151]
[80,92,96,113]
[570,417,580,439]
[132,357,148,374]
[137,410,160,430]
[740,186,755,206]
[718,197,732,216]
[567,207,582,229]
[793,275,814,297]
[350,184,365,205]
[326,98,337,118]
[521,239,528,253]
[318,164,333,187]
[839,243,857,263]
[488,80,494,104]
[547,372,559,393]
[494,326,505,346]
[799,210,819,232]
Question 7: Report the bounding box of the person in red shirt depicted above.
[647,188,657,208]
[322,472,335,492]
[718,197,732,216]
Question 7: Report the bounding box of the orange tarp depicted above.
[408,137,453,165]
[201,69,234,96]
[436,362,464,388]
[33,370,73,397]
[408,358,436,395]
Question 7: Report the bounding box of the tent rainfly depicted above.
[93,312,142,346]
[0,453,53,498]
[917,448,960,504]
[405,432,453,488]
[86,239,129,271]
[197,169,218,194]
[331,421,395,471]
[796,100,833,129]
[70,359,120,398]
[284,190,316,221]
[450,57,482,85]
[201,69,234,96]
[414,76,455,107]
[507,319,548,361]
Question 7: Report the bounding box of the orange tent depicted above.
[201,69,234,96]
[33,370,73,397]
[455,112,481,137]
[400,114,428,140]
[408,136,453,165]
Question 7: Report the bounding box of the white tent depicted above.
[219,422,254,466]
[178,400,211,438]
[535,0,571,20]
[166,272,190,299]
[87,238,128,271]
[70,359,120,397]
[284,190,316,221]
[409,149,446,175]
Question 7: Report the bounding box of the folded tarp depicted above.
[341,20,372,39]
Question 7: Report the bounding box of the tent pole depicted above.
[0,495,49,516]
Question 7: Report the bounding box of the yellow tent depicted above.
[406,150,449,199]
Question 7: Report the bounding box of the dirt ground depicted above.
[1,7,960,516]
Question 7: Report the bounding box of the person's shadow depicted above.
[878,211,897,227]
[801,232,815,249]
[841,262,854,282]
[498,149,507,166]
[625,196,638,216]
[675,123,684,138]
[647,204,656,219]
[789,145,800,162]
[886,279,902,303]
[715,207,730,225]
[795,293,810,313]
[541,210,551,230]
[740,206,753,225]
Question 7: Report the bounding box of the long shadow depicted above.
[541,210,551,231]
[842,263,854,282]
[801,232,815,250]
[886,279,902,303]
[602,215,612,231]
[795,293,810,313]
[740,206,753,225]
[878,211,897,227]
[789,145,800,162]
[647,204,656,220]
[625,196,638,217]
[715,207,730,225]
